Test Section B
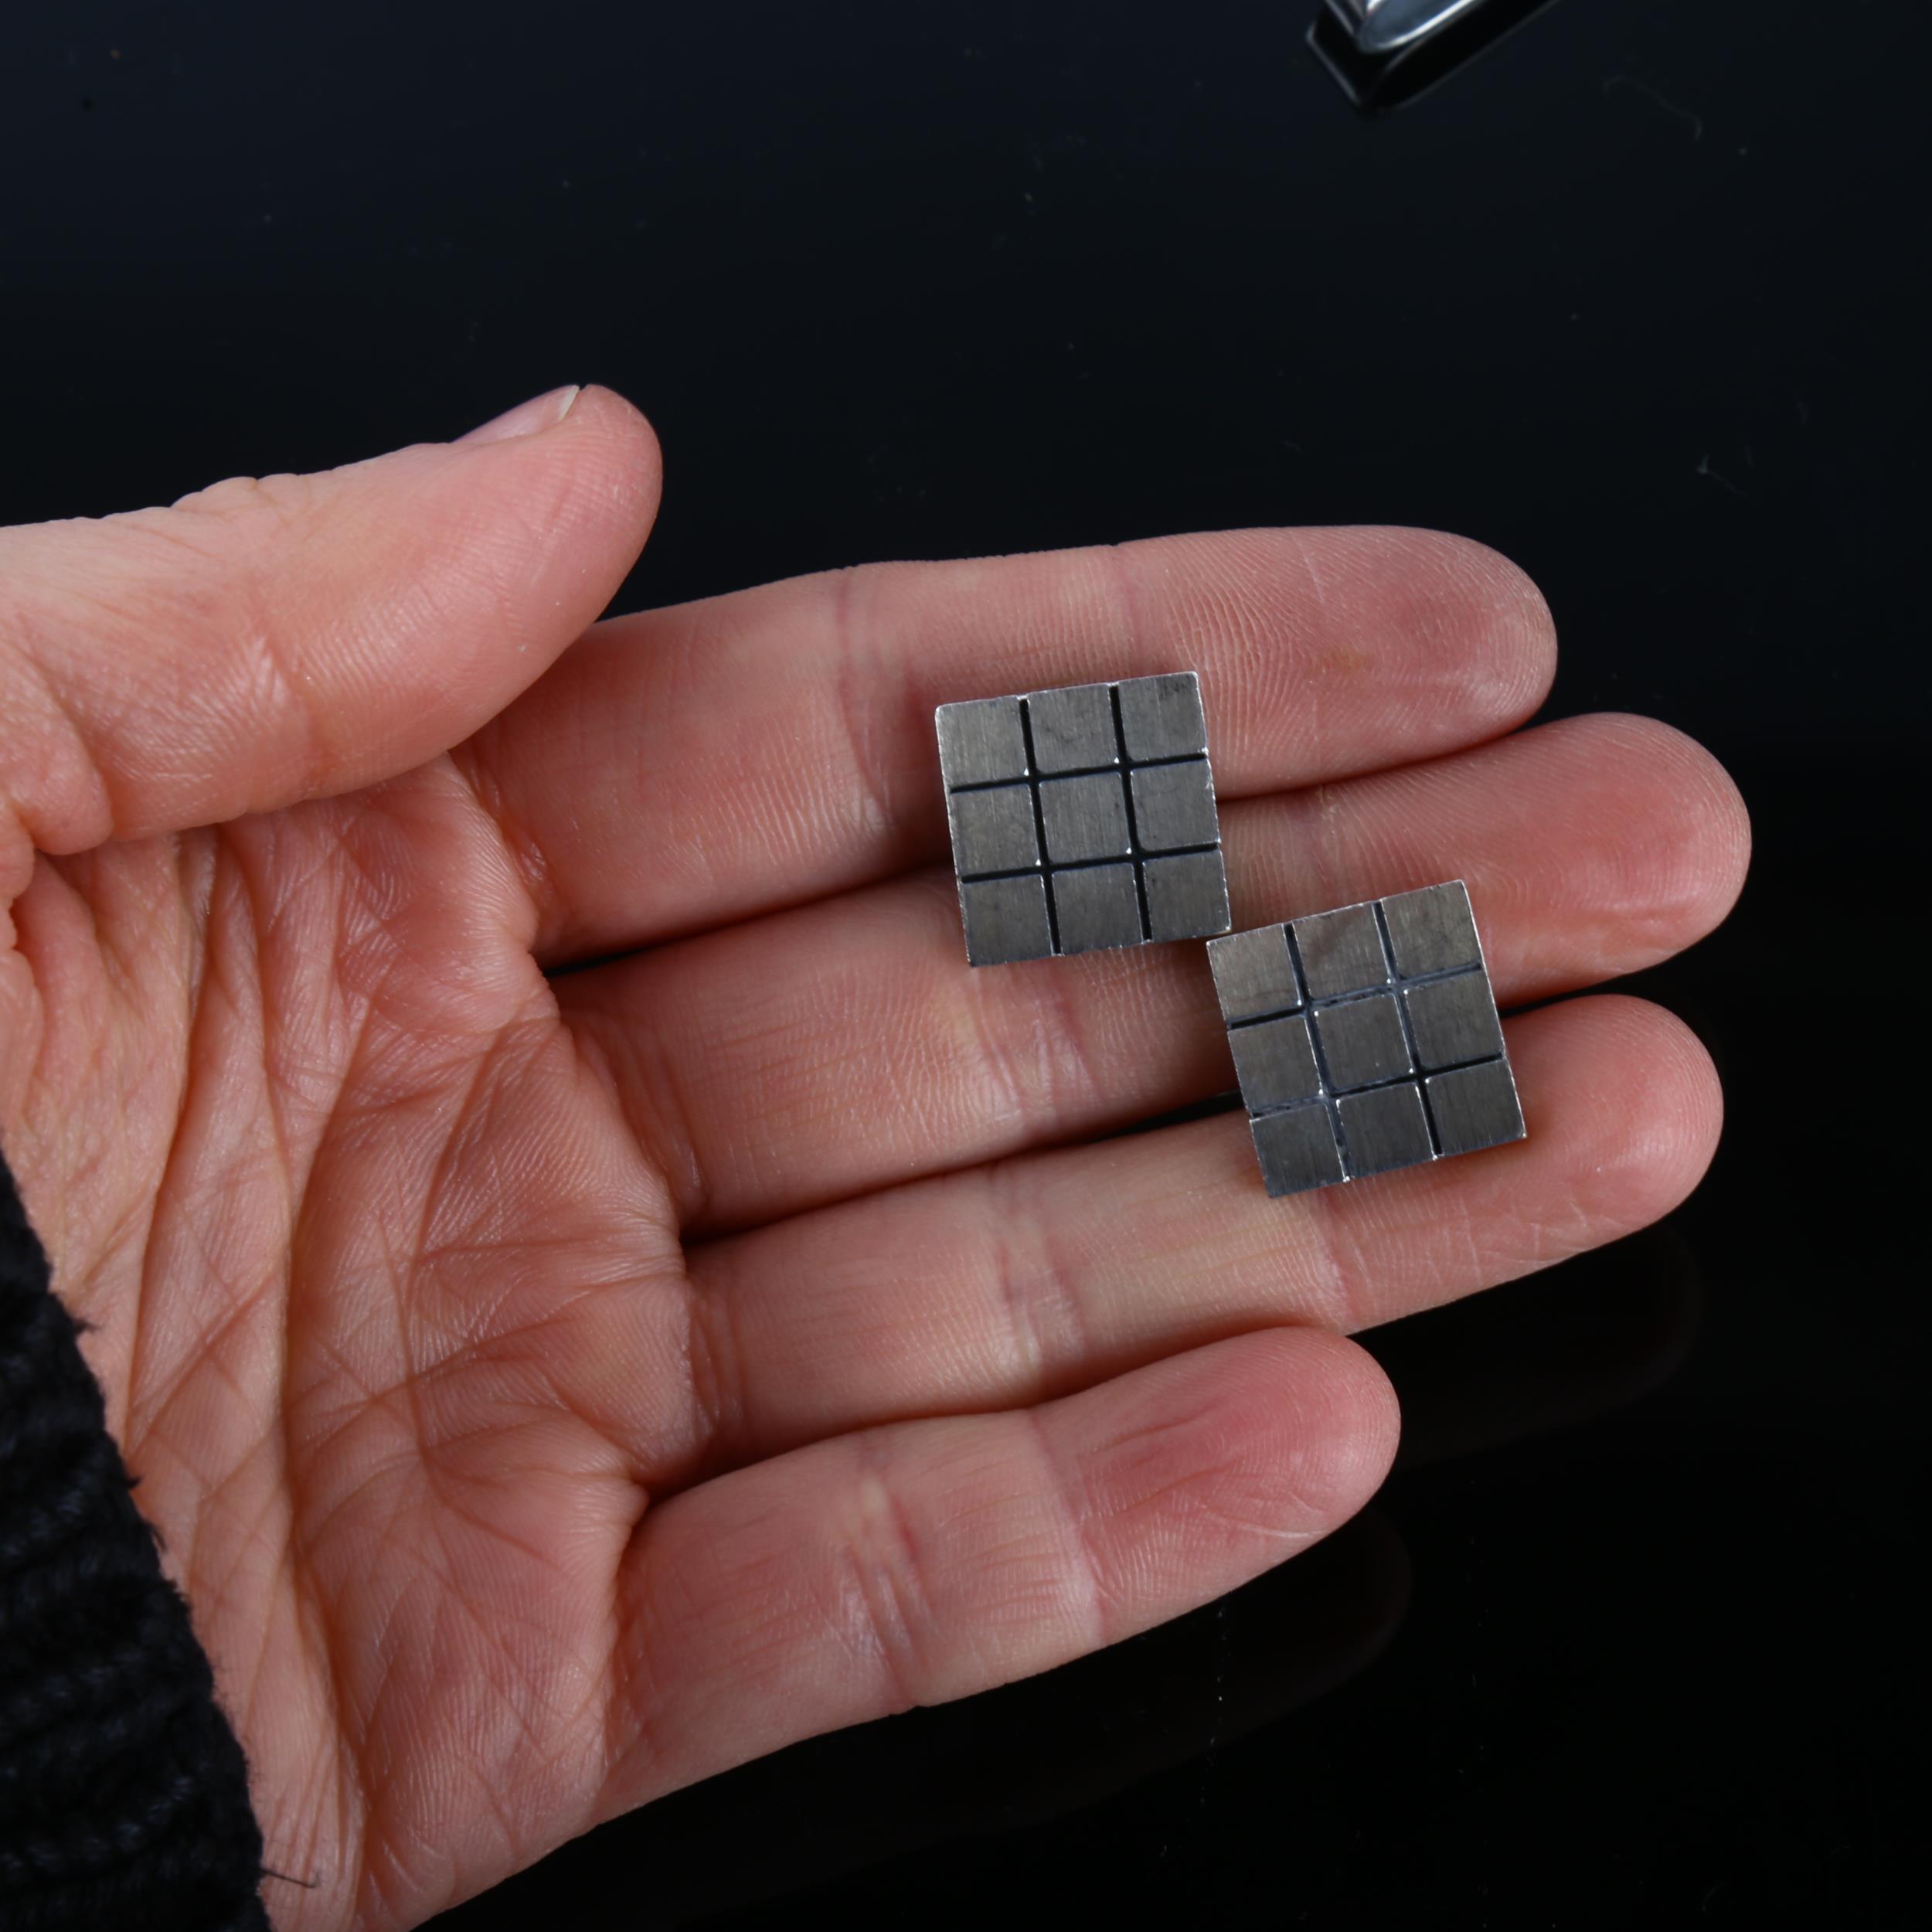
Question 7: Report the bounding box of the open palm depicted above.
[0,387,1747,1930]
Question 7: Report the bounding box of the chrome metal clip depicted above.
[1325,1,1493,57]
[1310,0,1563,111]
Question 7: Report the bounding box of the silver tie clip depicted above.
[1311,0,1560,110]
[1324,1,1494,57]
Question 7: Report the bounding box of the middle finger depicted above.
[558,713,1746,1235]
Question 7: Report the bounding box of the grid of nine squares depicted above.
[937,673,1231,966]
[1207,881,1525,1197]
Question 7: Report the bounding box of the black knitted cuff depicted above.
[1,1151,270,1930]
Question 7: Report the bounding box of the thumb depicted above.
[0,383,660,883]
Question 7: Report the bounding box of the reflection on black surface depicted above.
[1376,1223,1702,1468]
[434,1230,1699,1928]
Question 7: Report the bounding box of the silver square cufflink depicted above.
[1207,879,1525,1196]
[935,673,1232,966]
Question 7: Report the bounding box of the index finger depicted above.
[456,526,1556,961]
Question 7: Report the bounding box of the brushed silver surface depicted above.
[1114,671,1209,761]
[936,695,1029,788]
[959,874,1054,967]
[1403,969,1505,1070]
[1026,682,1118,772]
[1213,881,1523,1194]
[1208,924,1301,1024]
[1229,1013,1322,1112]
[1252,1105,1346,1197]
[935,672,1229,964]
[1291,901,1391,999]
[1426,1057,1526,1156]
[1381,879,1482,977]
[946,784,1039,876]
[1338,1081,1435,1175]
[1051,863,1145,955]
[1039,772,1132,863]
[1143,849,1231,943]
[1311,992,1413,1091]
[1131,759,1219,852]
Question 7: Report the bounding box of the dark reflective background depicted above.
[5,1,1923,1923]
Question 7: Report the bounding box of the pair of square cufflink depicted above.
[936,672,1526,1198]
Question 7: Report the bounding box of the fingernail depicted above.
[457,384,582,445]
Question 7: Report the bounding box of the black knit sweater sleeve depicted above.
[0,1150,269,1930]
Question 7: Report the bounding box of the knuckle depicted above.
[0,578,117,852]
[838,1456,938,1711]
[980,1157,1090,1397]
[167,468,320,532]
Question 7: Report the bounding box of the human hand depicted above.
[0,385,1747,1928]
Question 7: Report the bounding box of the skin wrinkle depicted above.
[6,865,151,1320]
[398,1040,509,1350]
[567,995,709,1228]
[136,1257,278,1505]
[279,1436,422,1590]
[1030,943,1105,1144]
[223,832,302,1277]
[397,1223,655,1423]
[123,901,247,1504]
[985,1151,1094,1403]
[1094,537,1151,675]
[0,811,35,909]
[827,563,903,857]
[1285,530,1338,778]
[18,860,114,1029]
[382,1404,635,1488]
[1296,780,1345,915]
[446,741,560,940]
[165,469,321,546]
[549,1018,687,1256]
[1300,1181,1387,1335]
[980,1162,1048,1392]
[276,501,452,794]
[957,947,1106,1175]
[196,1451,291,1638]
[627,605,741,914]
[1187,562,1283,749]
[348,1461,460,1917]
[1022,1405,1114,1655]
[628,1545,741,1763]
[53,857,141,1015]
[278,977,386,1911]
[682,1271,747,1481]
[216,1518,325,1828]
[838,1444,935,1714]
[0,603,120,854]
[226,560,332,811]
[952,964,1040,1148]
[593,1563,662,1828]
[127,896,293,1453]
[404,1237,624,1357]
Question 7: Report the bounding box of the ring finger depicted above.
[671,995,1720,1480]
